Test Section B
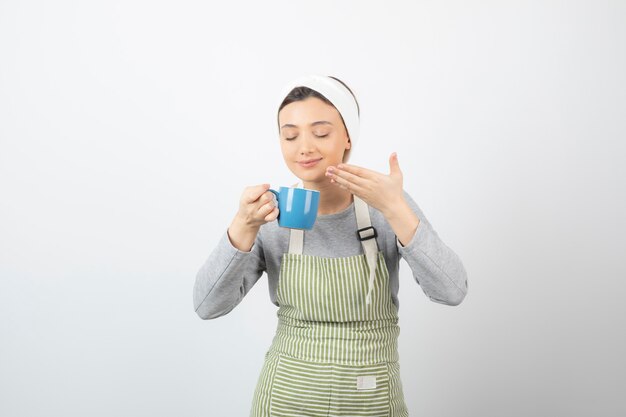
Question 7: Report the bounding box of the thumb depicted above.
[248,183,270,203]
[389,152,401,175]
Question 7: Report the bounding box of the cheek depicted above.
[280,143,297,160]
[331,139,347,153]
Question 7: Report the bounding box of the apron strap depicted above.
[288,181,305,254]
[288,181,380,306]
[354,195,379,305]
[288,228,304,254]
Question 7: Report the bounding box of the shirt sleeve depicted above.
[193,226,267,319]
[395,190,468,306]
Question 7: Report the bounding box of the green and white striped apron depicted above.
[250,195,409,417]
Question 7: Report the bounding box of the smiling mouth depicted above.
[298,158,322,167]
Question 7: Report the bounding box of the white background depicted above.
[1,1,625,416]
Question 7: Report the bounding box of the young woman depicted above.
[193,74,469,416]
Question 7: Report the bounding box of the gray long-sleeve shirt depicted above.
[193,189,468,320]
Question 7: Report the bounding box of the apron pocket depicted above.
[269,355,332,416]
[329,361,391,416]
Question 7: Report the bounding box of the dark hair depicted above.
[277,76,359,163]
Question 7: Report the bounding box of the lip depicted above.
[298,158,322,168]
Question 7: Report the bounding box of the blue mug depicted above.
[268,186,320,230]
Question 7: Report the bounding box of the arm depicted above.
[383,190,468,306]
[193,220,266,320]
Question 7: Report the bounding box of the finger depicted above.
[265,207,278,221]
[335,164,378,179]
[329,167,367,188]
[389,152,401,176]
[265,191,278,207]
[246,184,270,203]
[260,201,275,214]
[330,174,364,194]
[259,191,274,204]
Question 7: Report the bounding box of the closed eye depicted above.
[285,134,329,141]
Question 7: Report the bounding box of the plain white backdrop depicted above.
[1,1,625,416]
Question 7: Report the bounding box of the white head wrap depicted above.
[277,74,360,162]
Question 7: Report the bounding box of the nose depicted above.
[298,132,317,154]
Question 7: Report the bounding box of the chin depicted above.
[295,170,325,182]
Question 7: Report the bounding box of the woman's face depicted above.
[278,97,351,182]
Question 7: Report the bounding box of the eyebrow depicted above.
[280,121,333,129]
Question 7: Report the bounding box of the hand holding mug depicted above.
[236,184,279,228]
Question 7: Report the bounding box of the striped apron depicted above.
[250,195,409,417]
